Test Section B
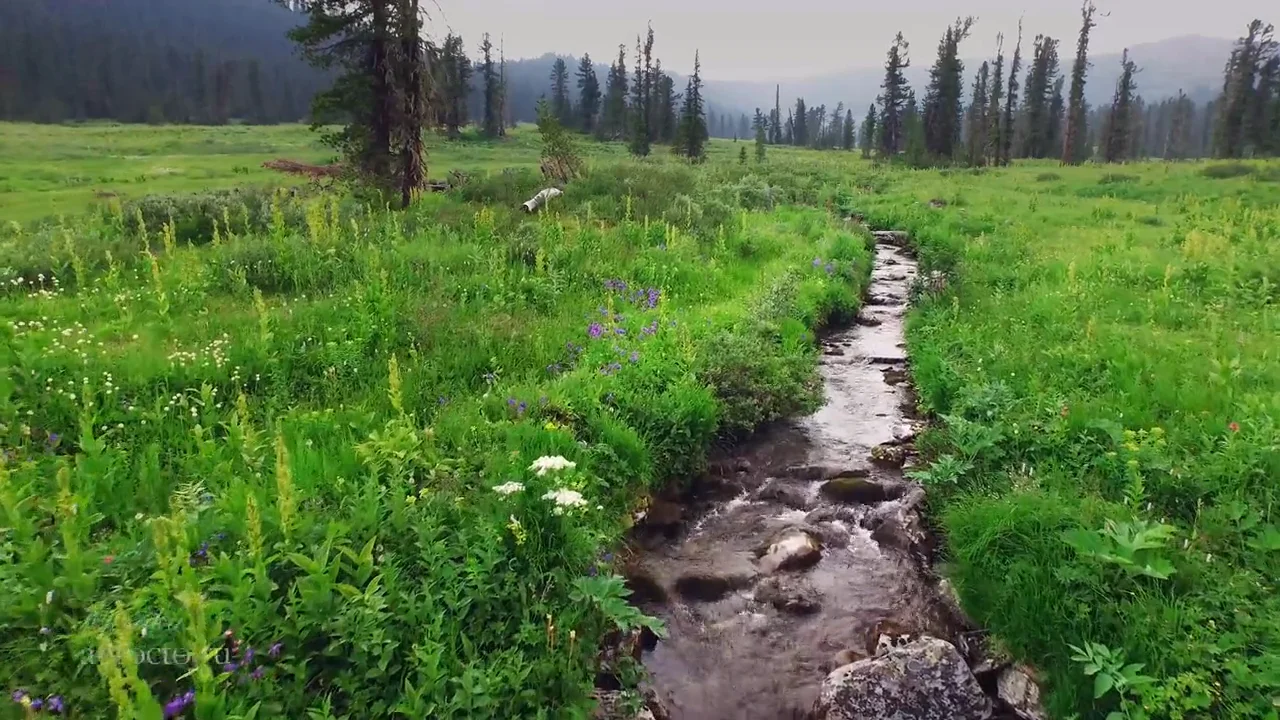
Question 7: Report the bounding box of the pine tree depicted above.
[1018,35,1060,158]
[629,26,654,156]
[1063,1,1097,164]
[739,113,750,139]
[653,67,678,143]
[965,61,990,165]
[904,90,927,165]
[923,17,975,161]
[878,32,911,156]
[771,85,782,143]
[572,54,600,135]
[792,97,808,146]
[861,103,877,158]
[1103,48,1138,162]
[1248,54,1279,153]
[1047,76,1066,156]
[985,34,1005,164]
[438,34,471,139]
[394,0,426,207]
[739,144,748,164]
[497,39,508,135]
[754,108,768,161]
[601,45,628,140]
[1214,20,1276,158]
[843,108,856,150]
[550,58,571,127]
[1000,23,1023,165]
[480,33,501,138]
[674,51,707,160]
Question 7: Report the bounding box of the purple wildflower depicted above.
[12,689,28,703]
[598,306,609,316]
[517,402,527,417]
[824,263,834,275]
[243,647,255,664]
[588,322,604,339]
[30,698,43,711]
[438,396,449,405]
[646,289,660,308]
[812,257,822,267]
[47,696,64,714]
[602,552,615,563]
[629,351,640,363]
[615,327,626,336]
[587,565,598,577]
[507,398,516,407]
[215,532,227,541]
[46,432,60,449]
[268,642,283,658]
[162,692,193,720]
[223,662,238,674]
[250,667,265,681]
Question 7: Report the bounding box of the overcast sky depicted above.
[431,0,1267,81]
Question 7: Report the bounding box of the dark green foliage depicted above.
[436,34,472,139]
[1214,20,1277,158]
[575,55,601,135]
[1019,35,1061,159]
[1001,24,1024,165]
[629,27,654,157]
[1063,1,1098,164]
[861,103,877,158]
[550,58,572,127]
[600,45,629,140]
[1200,162,1255,178]
[986,35,1006,165]
[793,98,809,147]
[923,17,975,161]
[965,62,990,166]
[843,108,856,150]
[674,52,707,161]
[1103,49,1139,162]
[754,108,768,162]
[878,33,912,156]
[652,64,679,144]
[480,34,502,138]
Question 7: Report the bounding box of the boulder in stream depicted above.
[997,665,1048,720]
[753,576,821,614]
[813,636,992,720]
[820,477,900,504]
[758,529,822,573]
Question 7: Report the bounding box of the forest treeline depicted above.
[2,0,1277,164]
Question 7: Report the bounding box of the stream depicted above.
[621,232,991,719]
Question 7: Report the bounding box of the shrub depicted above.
[1200,162,1253,179]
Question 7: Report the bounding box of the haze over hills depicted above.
[0,0,1238,127]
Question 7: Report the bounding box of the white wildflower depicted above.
[493,481,525,496]
[45,591,53,605]
[529,455,576,476]
[542,488,588,515]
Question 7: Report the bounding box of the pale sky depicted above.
[431,0,1268,81]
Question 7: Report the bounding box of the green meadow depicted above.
[0,121,1278,719]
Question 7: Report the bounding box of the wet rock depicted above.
[863,618,918,656]
[734,459,752,473]
[754,576,821,614]
[813,636,991,720]
[869,444,908,468]
[804,506,863,526]
[820,477,898,504]
[644,499,685,528]
[890,423,918,444]
[824,347,846,356]
[832,649,862,667]
[997,665,1047,720]
[758,529,822,573]
[881,367,910,386]
[786,463,872,481]
[754,481,812,510]
[621,564,668,605]
[674,553,759,601]
[872,230,911,246]
[855,315,884,327]
[593,688,669,720]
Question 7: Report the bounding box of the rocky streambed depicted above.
[615,232,1047,720]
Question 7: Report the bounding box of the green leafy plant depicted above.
[1062,518,1177,580]
[1069,641,1155,718]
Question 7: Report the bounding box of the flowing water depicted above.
[624,233,971,720]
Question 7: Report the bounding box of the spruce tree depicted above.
[654,68,678,143]
[771,85,783,143]
[1018,35,1060,158]
[550,58,571,127]
[861,103,877,158]
[740,145,748,164]
[1047,76,1066,155]
[1103,49,1138,162]
[904,90,927,165]
[1063,1,1097,164]
[793,98,808,146]
[394,0,426,207]
[576,54,600,134]
[843,108,856,150]
[878,32,911,156]
[985,34,1005,164]
[1000,23,1023,165]
[438,34,471,139]
[1214,21,1276,158]
[674,51,707,160]
[923,17,975,161]
[601,45,628,140]
[629,26,654,156]
[480,33,501,138]
[1248,54,1279,153]
[965,61,990,165]
[754,108,768,161]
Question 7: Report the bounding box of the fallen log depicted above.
[523,187,563,213]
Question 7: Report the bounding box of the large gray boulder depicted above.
[812,636,991,720]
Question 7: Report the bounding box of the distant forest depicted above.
[1,0,1277,162]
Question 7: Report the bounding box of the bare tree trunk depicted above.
[398,0,426,208]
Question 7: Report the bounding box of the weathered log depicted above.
[522,187,563,213]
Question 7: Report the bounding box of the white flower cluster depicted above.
[529,455,576,476]
[541,488,588,515]
[493,481,524,496]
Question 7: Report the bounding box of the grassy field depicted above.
[0,121,1278,719]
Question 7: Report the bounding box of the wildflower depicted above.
[588,322,604,339]
[647,288,660,308]
[493,481,524,496]
[438,396,449,406]
[507,515,527,545]
[268,642,284,659]
[1229,421,1240,433]
[629,351,640,363]
[45,590,53,605]
[102,555,115,565]
[824,263,834,275]
[1060,405,1070,417]
[507,397,517,408]
[542,488,589,515]
[518,402,527,416]
[46,696,64,714]
[529,456,576,476]
[30,698,43,711]
[812,257,822,267]
[243,647,255,664]
[250,667,265,681]
[615,327,626,336]
[223,662,238,674]
[538,396,549,406]
[40,626,51,635]
[12,689,28,704]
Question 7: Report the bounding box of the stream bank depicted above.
[615,231,1045,720]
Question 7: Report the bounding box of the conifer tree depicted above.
[904,90,927,165]
[793,97,808,146]
[1103,48,1138,162]
[771,85,783,143]
[394,0,426,207]
[754,108,768,161]
[878,32,911,156]
[437,34,471,139]
[674,51,707,160]
[629,26,654,156]
[861,103,877,158]
[985,35,1005,164]
[923,17,975,161]
[965,61,990,165]
[550,58,571,126]
[1063,1,1097,164]
[843,108,856,150]
[480,33,501,138]
[1000,23,1023,165]
[1047,76,1066,156]
[1164,90,1193,159]
[601,45,628,140]
[653,66,678,143]
[576,54,600,133]
[740,145,748,164]
[1018,34,1060,158]
[1214,21,1277,157]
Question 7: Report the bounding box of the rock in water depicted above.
[813,636,991,720]
[758,530,821,573]
[754,576,821,614]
